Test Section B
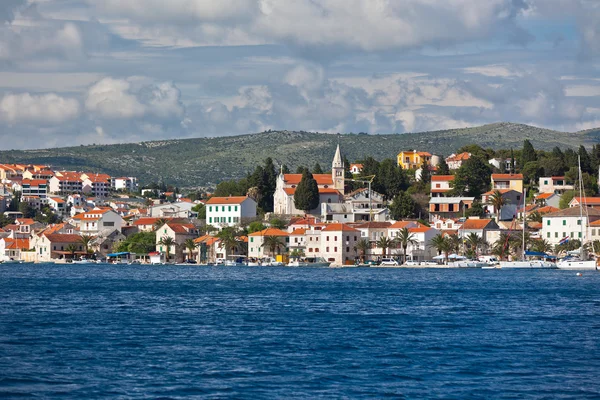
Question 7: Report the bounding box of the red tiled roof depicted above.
[492,174,523,180]
[446,152,471,162]
[21,179,47,186]
[571,197,600,205]
[248,228,289,237]
[168,223,196,234]
[537,206,559,214]
[321,223,359,232]
[389,221,415,229]
[4,238,29,249]
[15,218,36,225]
[44,234,82,243]
[408,227,432,233]
[536,193,554,199]
[282,174,333,186]
[431,175,455,181]
[290,228,307,235]
[462,219,495,229]
[205,196,249,205]
[284,187,341,195]
[354,222,392,229]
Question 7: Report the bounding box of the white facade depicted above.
[318,224,360,266]
[205,196,257,228]
[248,228,289,259]
[72,209,124,235]
[112,177,139,192]
[538,176,574,194]
[149,202,196,218]
[541,208,600,246]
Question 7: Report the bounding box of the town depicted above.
[0,140,599,268]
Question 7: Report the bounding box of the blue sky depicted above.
[0,0,598,149]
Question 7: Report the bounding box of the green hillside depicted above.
[0,122,596,187]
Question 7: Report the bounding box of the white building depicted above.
[541,207,600,246]
[248,228,290,259]
[205,196,257,228]
[430,175,454,197]
[273,145,345,215]
[538,176,574,194]
[321,188,388,223]
[112,177,139,192]
[148,202,196,218]
[317,223,360,266]
[49,172,84,195]
[82,174,111,198]
[71,207,124,235]
[445,152,471,170]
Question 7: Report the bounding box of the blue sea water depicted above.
[0,264,599,399]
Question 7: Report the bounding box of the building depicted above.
[71,207,124,235]
[541,207,600,246]
[205,196,257,228]
[274,145,345,215]
[47,197,66,215]
[491,174,523,193]
[403,226,439,262]
[18,179,48,199]
[568,197,600,209]
[429,197,475,221]
[318,223,360,266]
[458,218,499,245]
[32,233,85,262]
[49,172,83,195]
[481,189,522,221]
[445,152,471,170]
[430,175,455,197]
[535,192,561,209]
[148,202,196,218]
[488,158,514,172]
[112,177,139,192]
[538,176,574,194]
[397,150,432,170]
[349,163,363,174]
[0,238,30,261]
[82,173,111,197]
[155,222,200,262]
[248,228,290,259]
[321,188,388,223]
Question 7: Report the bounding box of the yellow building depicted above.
[397,150,432,169]
[491,174,524,193]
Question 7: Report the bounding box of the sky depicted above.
[0,0,599,149]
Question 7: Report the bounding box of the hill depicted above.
[0,122,596,187]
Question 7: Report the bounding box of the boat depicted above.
[72,257,96,264]
[287,257,331,267]
[222,255,248,266]
[499,187,557,269]
[557,156,598,270]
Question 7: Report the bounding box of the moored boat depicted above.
[287,257,331,267]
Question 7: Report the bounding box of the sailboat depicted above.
[499,187,556,269]
[557,156,597,270]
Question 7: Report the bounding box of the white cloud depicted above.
[0,92,80,124]
[85,77,145,119]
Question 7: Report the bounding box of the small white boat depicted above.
[556,257,597,270]
[499,260,557,269]
[287,257,331,267]
[72,257,96,264]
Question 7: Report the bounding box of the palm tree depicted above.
[79,234,95,255]
[154,218,169,231]
[530,238,552,253]
[486,190,507,221]
[492,232,512,260]
[355,239,370,263]
[376,236,393,258]
[158,236,175,261]
[528,211,542,223]
[428,234,451,264]
[262,236,284,257]
[184,238,197,261]
[446,233,461,255]
[216,228,240,256]
[395,228,418,263]
[66,243,78,260]
[465,233,486,258]
[510,231,532,258]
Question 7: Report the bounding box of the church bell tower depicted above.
[332,143,345,193]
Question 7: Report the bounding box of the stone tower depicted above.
[332,143,345,193]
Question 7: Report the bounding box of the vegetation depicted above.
[158,236,176,261]
[395,228,418,263]
[294,170,319,213]
[262,236,285,257]
[115,231,157,254]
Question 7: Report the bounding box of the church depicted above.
[273,145,345,215]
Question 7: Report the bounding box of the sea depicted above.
[1,264,599,399]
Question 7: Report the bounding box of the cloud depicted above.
[0,0,25,23]
[0,92,80,124]
[85,77,145,119]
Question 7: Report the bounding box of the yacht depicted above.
[287,257,331,267]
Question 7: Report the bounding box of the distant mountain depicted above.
[0,122,596,187]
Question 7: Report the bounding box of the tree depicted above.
[486,190,508,221]
[184,238,197,261]
[281,164,291,174]
[579,145,593,175]
[419,158,431,184]
[376,236,393,258]
[521,161,542,185]
[428,234,451,264]
[154,218,169,231]
[510,148,516,174]
[192,203,206,219]
[158,236,176,261]
[355,239,370,263]
[18,202,35,218]
[268,217,287,230]
[313,163,324,174]
[395,228,418,263]
[375,159,409,199]
[530,239,552,253]
[293,170,319,213]
[465,233,486,258]
[465,201,486,218]
[66,244,78,260]
[262,236,284,257]
[559,190,576,209]
[436,157,450,175]
[216,227,240,255]
[116,231,156,254]
[451,156,491,198]
[79,235,95,255]
[528,211,542,223]
[492,232,512,260]
[248,221,266,233]
[521,139,537,165]
[389,192,418,220]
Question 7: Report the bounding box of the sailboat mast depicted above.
[578,155,584,257]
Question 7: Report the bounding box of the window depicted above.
[547,220,550,226]
[593,229,597,236]
[563,220,566,226]
[579,232,582,238]
[547,232,550,238]
[563,232,567,238]
[577,220,581,225]
[544,180,548,185]
[209,206,212,212]
[334,236,337,241]
[250,237,254,242]
[354,236,357,241]
[555,232,558,238]
[209,217,212,223]
[449,204,454,212]
[228,217,231,223]
[222,206,225,212]
[235,206,238,211]
[435,184,440,188]
[346,247,350,252]
[104,221,114,227]
[326,247,329,252]
[334,247,337,252]
[327,236,330,241]
[308,248,313,252]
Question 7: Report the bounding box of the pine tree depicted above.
[521,139,537,166]
[436,157,450,175]
[313,163,324,174]
[294,170,320,213]
[578,145,592,174]
[389,192,418,219]
[419,158,431,184]
[451,157,491,198]
[281,164,290,174]
[510,148,516,173]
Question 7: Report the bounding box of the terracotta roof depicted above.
[589,220,600,226]
[290,216,317,226]
[491,174,523,180]
[544,207,600,217]
[133,217,174,226]
[551,176,565,180]
[248,228,289,237]
[408,227,432,233]
[446,152,471,162]
[431,175,454,181]
[462,219,495,230]
[535,193,554,199]
[321,223,359,232]
[282,174,333,186]
[21,179,47,186]
[205,196,249,205]
[350,163,363,169]
[536,206,559,214]
[571,197,600,205]
[72,209,112,220]
[4,238,29,249]
[528,222,543,229]
[354,222,392,229]
[44,234,82,243]
[290,228,307,235]
[283,187,341,196]
[167,223,196,234]
[15,218,36,225]
[49,197,65,203]
[389,221,415,229]
[431,189,451,193]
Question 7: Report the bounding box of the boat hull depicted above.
[499,261,557,269]
[556,260,597,270]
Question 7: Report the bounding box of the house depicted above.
[71,207,124,235]
[91,230,126,257]
[397,150,432,170]
[445,152,471,170]
[488,158,514,172]
[82,173,111,197]
[49,172,83,195]
[535,192,561,209]
[458,218,499,245]
[132,217,177,232]
[193,235,221,263]
[155,222,200,262]
[22,168,54,181]
[481,189,522,221]
[403,226,440,262]
[491,174,523,193]
[17,179,48,199]
[430,175,455,197]
[32,233,85,262]
[274,145,345,215]
[148,202,196,218]
[0,238,30,261]
[541,207,600,246]
[538,176,574,194]
[289,228,307,255]
[248,228,290,259]
[354,222,392,250]
[47,197,66,215]
[317,223,360,266]
[429,197,475,221]
[349,163,363,174]
[205,196,257,228]
[0,164,24,181]
[112,177,138,192]
[568,197,600,209]
[321,188,388,223]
